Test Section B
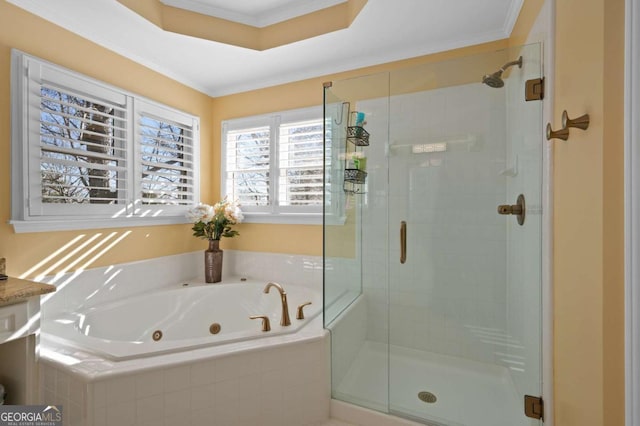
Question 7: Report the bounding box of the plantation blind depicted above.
[136,101,197,207]
[29,60,131,216]
[278,119,325,207]
[220,106,326,222]
[224,125,271,208]
[14,52,200,225]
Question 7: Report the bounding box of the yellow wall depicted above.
[602,0,625,423]
[0,1,213,278]
[553,0,625,424]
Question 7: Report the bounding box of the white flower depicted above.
[186,203,214,223]
[223,200,243,224]
[234,206,244,223]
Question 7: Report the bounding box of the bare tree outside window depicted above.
[139,116,193,205]
[39,87,124,204]
[226,127,270,206]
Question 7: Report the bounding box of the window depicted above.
[136,101,197,210]
[10,51,199,232]
[222,107,328,224]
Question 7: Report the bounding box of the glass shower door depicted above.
[324,73,391,412]
[386,44,543,426]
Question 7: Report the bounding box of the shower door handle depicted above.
[400,221,407,264]
[497,194,526,226]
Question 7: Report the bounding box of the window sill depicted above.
[241,212,344,225]
[10,216,190,233]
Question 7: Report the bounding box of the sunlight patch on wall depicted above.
[19,232,132,288]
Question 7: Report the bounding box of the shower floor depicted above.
[334,341,532,426]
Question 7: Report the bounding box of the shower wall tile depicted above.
[362,288,388,344]
[329,296,368,389]
[358,83,509,365]
[324,256,362,324]
[224,250,323,290]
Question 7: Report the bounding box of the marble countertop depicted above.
[0,277,56,306]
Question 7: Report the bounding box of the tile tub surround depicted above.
[41,331,330,426]
[38,250,327,425]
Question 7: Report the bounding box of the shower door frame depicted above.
[531,1,555,425]
[625,0,640,425]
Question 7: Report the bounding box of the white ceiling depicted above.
[8,0,523,97]
[159,0,348,27]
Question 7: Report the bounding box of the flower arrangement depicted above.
[186,198,243,241]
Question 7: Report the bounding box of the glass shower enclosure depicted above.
[323,44,543,426]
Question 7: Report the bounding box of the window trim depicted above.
[10,50,200,233]
[221,106,326,225]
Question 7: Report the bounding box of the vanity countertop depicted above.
[0,277,55,306]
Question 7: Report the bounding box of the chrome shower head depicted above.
[482,56,523,88]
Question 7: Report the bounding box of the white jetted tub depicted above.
[42,279,322,360]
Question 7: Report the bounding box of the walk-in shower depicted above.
[323,44,543,426]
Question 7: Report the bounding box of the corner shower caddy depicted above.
[343,125,369,194]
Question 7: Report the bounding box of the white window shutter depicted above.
[220,106,328,223]
[10,50,201,231]
[29,61,129,216]
[278,119,325,208]
[224,125,271,210]
[134,100,199,215]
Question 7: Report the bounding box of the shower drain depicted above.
[418,391,437,404]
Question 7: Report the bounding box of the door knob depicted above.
[497,194,526,226]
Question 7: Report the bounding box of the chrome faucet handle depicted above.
[249,315,271,332]
[296,302,312,320]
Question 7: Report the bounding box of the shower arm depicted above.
[500,57,523,72]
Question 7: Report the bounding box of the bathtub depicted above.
[42,278,322,360]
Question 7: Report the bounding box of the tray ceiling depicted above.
[8,0,524,96]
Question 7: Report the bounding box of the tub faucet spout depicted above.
[263,282,291,326]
